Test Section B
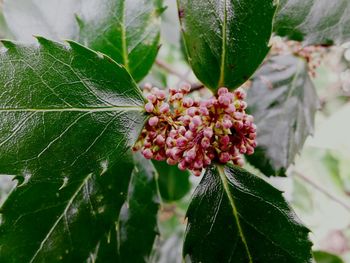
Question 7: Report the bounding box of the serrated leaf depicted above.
[184,165,312,263]
[78,0,162,82]
[313,251,344,263]
[153,161,190,202]
[274,0,350,45]
[177,0,277,91]
[246,55,319,176]
[0,38,147,262]
[3,0,162,82]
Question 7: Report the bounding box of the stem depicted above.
[294,171,350,214]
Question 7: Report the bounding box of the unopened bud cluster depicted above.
[133,84,257,176]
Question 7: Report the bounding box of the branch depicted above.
[294,171,350,214]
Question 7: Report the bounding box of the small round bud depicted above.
[148,116,159,127]
[159,103,170,114]
[218,87,229,95]
[219,152,231,163]
[203,127,214,138]
[145,102,154,113]
[142,149,153,159]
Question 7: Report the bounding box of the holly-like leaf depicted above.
[313,251,344,263]
[274,0,350,45]
[246,55,319,176]
[184,165,312,263]
[3,0,163,82]
[153,161,190,202]
[77,0,163,82]
[0,38,147,262]
[177,0,277,91]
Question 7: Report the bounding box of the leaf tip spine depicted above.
[1,39,16,49]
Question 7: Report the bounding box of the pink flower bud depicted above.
[142,149,153,159]
[178,160,187,171]
[194,160,203,169]
[148,116,159,127]
[239,145,247,154]
[145,102,154,113]
[219,152,231,163]
[218,87,229,95]
[187,107,197,117]
[170,147,180,160]
[155,153,166,161]
[183,98,194,107]
[167,158,177,165]
[169,87,177,95]
[218,94,231,106]
[156,90,166,100]
[159,103,170,114]
[146,94,157,104]
[233,112,243,120]
[199,106,209,116]
[203,155,212,166]
[185,130,194,140]
[233,156,244,167]
[240,101,247,110]
[143,83,152,91]
[220,135,230,146]
[233,121,243,130]
[246,145,254,155]
[186,147,196,161]
[180,83,191,94]
[201,137,211,149]
[226,104,236,114]
[179,126,187,135]
[222,119,233,129]
[192,169,202,177]
[203,127,214,138]
[176,137,187,147]
[155,135,165,146]
[169,130,177,138]
[234,88,246,100]
[166,137,175,147]
[192,116,202,126]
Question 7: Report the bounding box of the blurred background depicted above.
[0,0,350,262]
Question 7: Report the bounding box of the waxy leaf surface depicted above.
[177,0,277,91]
[0,38,146,262]
[184,165,312,262]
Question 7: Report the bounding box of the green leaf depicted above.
[177,0,277,91]
[93,154,160,263]
[274,0,350,45]
[184,165,312,263]
[117,154,160,262]
[3,0,163,82]
[313,251,344,263]
[246,55,319,176]
[153,161,190,202]
[77,0,163,82]
[0,38,147,262]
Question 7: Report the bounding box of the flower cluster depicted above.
[133,84,257,176]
